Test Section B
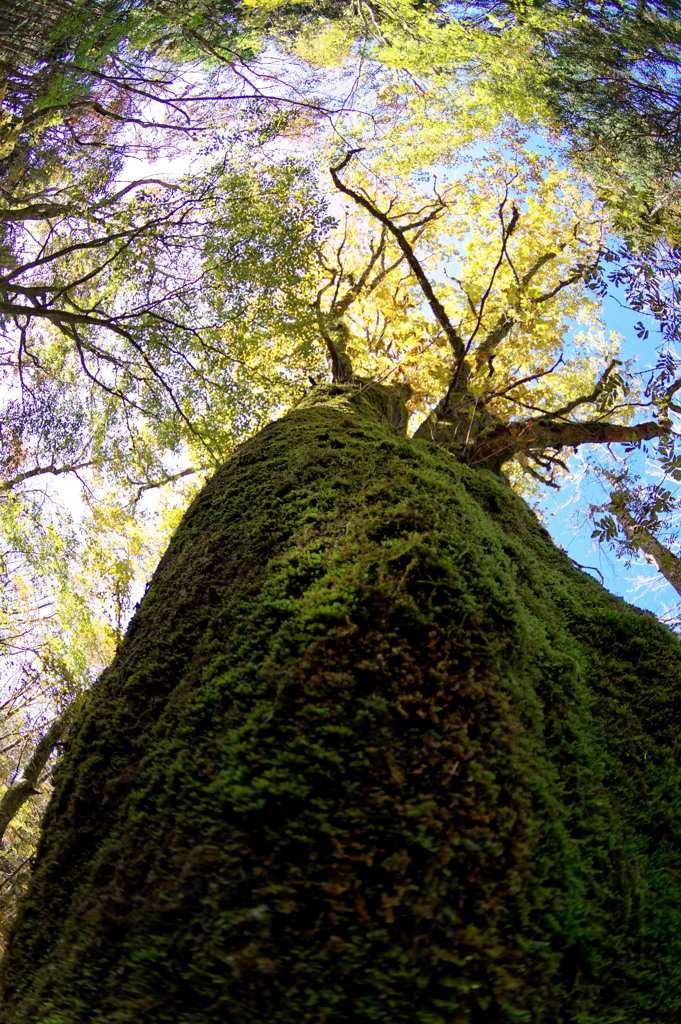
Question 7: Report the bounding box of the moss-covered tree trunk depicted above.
[2,383,681,1023]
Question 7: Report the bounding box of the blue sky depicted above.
[539,284,678,623]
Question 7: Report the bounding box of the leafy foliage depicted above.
[0,152,330,696]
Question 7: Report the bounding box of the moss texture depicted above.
[1,382,681,1023]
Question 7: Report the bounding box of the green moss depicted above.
[1,383,680,1023]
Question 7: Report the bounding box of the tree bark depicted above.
[612,499,681,598]
[0,713,69,845]
[2,382,681,1023]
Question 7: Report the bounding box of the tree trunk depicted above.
[1,382,681,1023]
[0,711,69,845]
[611,497,681,599]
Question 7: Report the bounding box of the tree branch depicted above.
[470,418,662,469]
[464,194,518,354]
[312,289,353,382]
[471,249,583,369]
[1,461,94,491]
[532,359,622,421]
[329,151,466,362]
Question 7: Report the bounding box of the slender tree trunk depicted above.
[0,712,69,844]
[611,497,681,598]
[1,382,681,1023]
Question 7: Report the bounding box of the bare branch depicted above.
[473,312,514,371]
[128,467,197,503]
[333,227,389,317]
[523,459,561,489]
[532,359,623,422]
[1,461,95,491]
[489,356,564,400]
[521,251,558,287]
[470,418,662,469]
[312,291,353,382]
[329,151,465,362]
[462,192,518,354]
